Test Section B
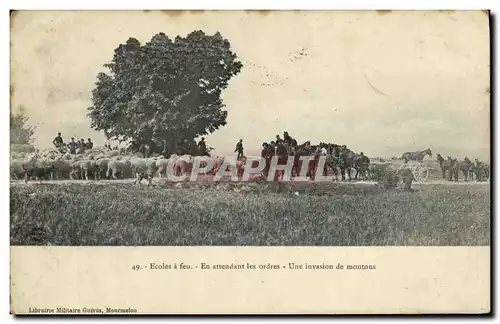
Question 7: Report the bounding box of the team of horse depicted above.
[400,148,489,182]
[436,154,490,182]
[259,132,371,182]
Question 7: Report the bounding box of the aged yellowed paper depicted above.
[10,10,490,314]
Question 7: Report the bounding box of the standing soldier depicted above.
[358,152,370,179]
[86,138,94,149]
[67,137,77,155]
[275,134,284,145]
[235,139,244,160]
[399,167,415,191]
[79,139,86,154]
[197,137,207,155]
[53,132,64,149]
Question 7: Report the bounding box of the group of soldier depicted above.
[52,132,94,154]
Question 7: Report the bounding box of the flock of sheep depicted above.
[10,144,231,183]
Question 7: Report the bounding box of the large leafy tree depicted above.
[10,110,35,145]
[88,31,243,156]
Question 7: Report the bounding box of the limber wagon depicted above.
[397,161,430,182]
[366,158,432,182]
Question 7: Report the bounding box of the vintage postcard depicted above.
[10,10,490,315]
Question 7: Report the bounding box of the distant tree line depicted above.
[11,110,35,145]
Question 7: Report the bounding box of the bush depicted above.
[369,163,400,188]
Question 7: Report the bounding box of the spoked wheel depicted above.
[412,163,429,182]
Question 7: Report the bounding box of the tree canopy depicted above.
[88,31,243,156]
[10,110,35,145]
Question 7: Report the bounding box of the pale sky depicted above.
[10,10,490,159]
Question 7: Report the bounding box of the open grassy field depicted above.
[10,180,490,246]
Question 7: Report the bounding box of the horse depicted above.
[448,157,459,182]
[318,143,344,180]
[283,131,298,147]
[458,157,474,182]
[401,148,432,163]
[273,142,290,181]
[292,143,312,178]
[473,159,490,182]
[261,143,275,178]
[296,141,311,149]
[353,154,371,180]
[262,142,292,181]
[293,144,326,180]
[187,145,212,157]
[336,149,359,182]
[436,153,454,180]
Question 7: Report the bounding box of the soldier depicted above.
[198,137,207,154]
[275,134,284,145]
[235,139,244,160]
[357,152,371,179]
[86,138,94,149]
[52,132,64,148]
[67,137,77,155]
[400,168,415,191]
[78,139,86,154]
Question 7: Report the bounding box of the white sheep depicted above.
[85,148,106,157]
[79,159,99,180]
[171,154,194,177]
[69,160,82,180]
[155,157,170,178]
[36,158,54,168]
[52,156,71,180]
[10,155,38,179]
[95,158,110,180]
[63,153,73,161]
[121,157,133,178]
[107,159,128,180]
[131,157,158,185]
[106,150,121,158]
[74,154,84,161]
